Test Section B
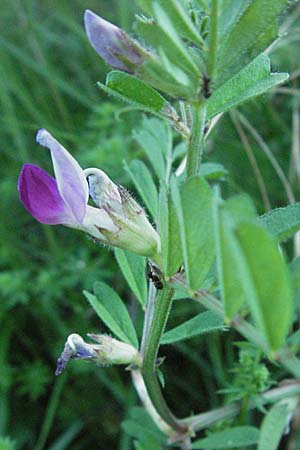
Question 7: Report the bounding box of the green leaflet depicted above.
[114,248,147,308]
[235,222,293,352]
[191,426,259,449]
[97,71,169,116]
[83,282,138,348]
[135,0,203,46]
[161,311,224,344]
[259,203,300,241]
[172,176,215,292]
[258,402,292,450]
[133,117,169,179]
[214,194,257,321]
[158,184,183,278]
[207,54,288,119]
[124,159,158,220]
[215,0,287,85]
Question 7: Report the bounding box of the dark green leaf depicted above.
[161,311,224,344]
[83,282,138,348]
[122,407,165,447]
[191,426,259,449]
[172,176,215,292]
[125,159,158,219]
[97,71,169,116]
[259,203,300,241]
[114,248,147,308]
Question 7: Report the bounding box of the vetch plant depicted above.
[17,1,300,449]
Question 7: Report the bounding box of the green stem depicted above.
[208,0,219,80]
[142,284,187,433]
[186,102,207,178]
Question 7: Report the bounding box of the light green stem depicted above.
[186,102,207,178]
[142,284,187,433]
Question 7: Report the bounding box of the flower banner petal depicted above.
[36,129,88,224]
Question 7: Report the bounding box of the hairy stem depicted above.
[186,102,207,178]
[142,284,187,433]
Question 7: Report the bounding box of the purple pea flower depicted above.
[84,9,146,73]
[55,333,141,375]
[18,129,160,258]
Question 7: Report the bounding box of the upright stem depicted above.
[142,284,187,433]
[186,102,207,178]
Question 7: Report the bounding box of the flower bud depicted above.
[55,334,141,375]
[84,10,147,73]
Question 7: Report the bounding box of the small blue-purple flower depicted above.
[18,129,160,258]
[55,333,141,375]
[84,9,146,73]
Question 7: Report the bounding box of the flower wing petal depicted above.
[18,164,78,226]
[36,129,88,223]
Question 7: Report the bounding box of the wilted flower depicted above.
[55,333,141,375]
[18,129,160,258]
[84,9,146,73]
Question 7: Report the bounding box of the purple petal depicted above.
[18,164,78,225]
[84,10,143,72]
[36,129,88,224]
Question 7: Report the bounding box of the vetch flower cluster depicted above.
[18,129,160,258]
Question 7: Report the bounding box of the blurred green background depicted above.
[1,1,300,449]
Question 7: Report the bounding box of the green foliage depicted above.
[161,311,224,344]
[122,407,165,449]
[114,248,148,308]
[191,426,259,449]
[207,54,288,120]
[172,176,215,292]
[258,401,293,450]
[84,282,139,348]
[259,203,300,241]
[0,437,16,450]
[124,159,158,219]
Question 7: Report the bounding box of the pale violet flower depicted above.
[18,129,160,258]
[84,9,146,73]
[55,333,142,375]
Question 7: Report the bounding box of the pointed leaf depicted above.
[235,222,293,352]
[97,71,170,117]
[216,0,287,84]
[207,54,288,119]
[191,426,259,449]
[172,176,215,292]
[214,194,257,320]
[125,160,158,220]
[114,248,147,308]
[83,282,138,348]
[258,402,291,450]
[259,203,300,241]
[161,311,224,344]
